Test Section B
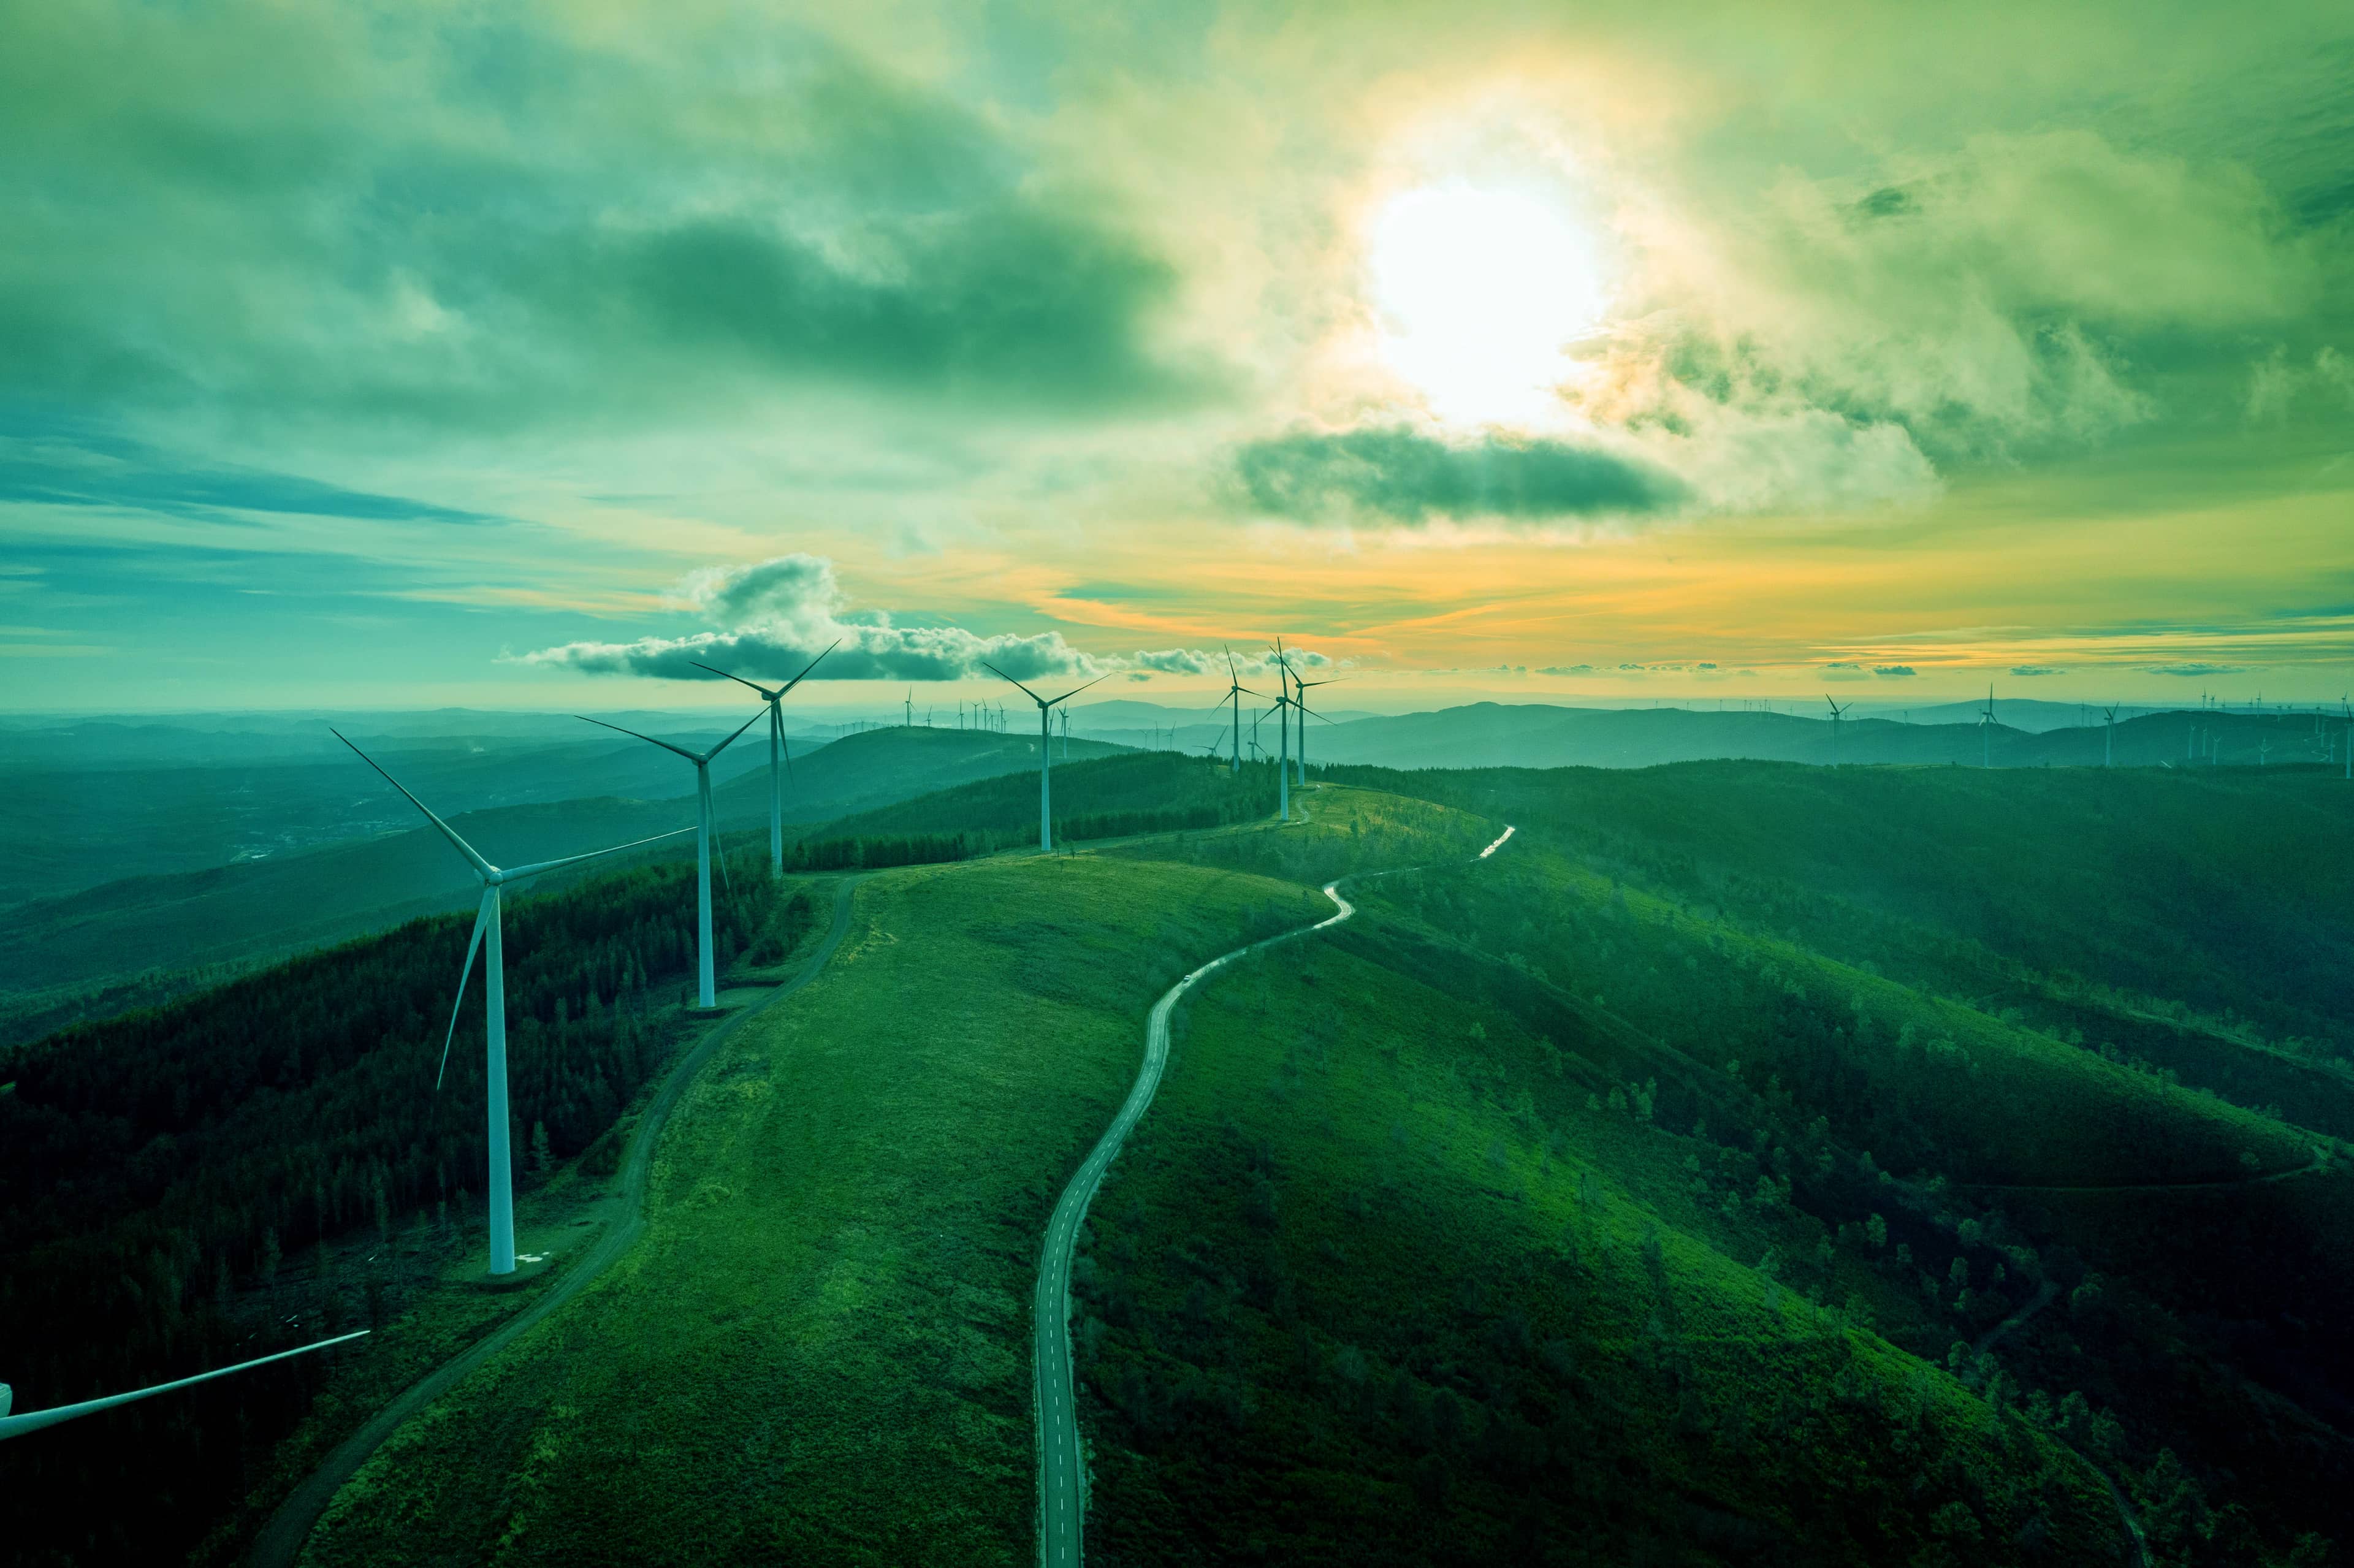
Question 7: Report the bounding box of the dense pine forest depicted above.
[0,849,806,1566]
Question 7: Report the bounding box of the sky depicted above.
[3,0,2350,717]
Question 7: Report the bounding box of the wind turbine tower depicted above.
[2103,704,2118,767]
[335,732,689,1273]
[1294,674,1338,785]
[691,643,835,878]
[577,710,763,1008]
[1979,685,1996,768]
[981,664,1107,851]
[1219,647,1256,775]
[1823,695,1849,755]
[1270,639,1297,821]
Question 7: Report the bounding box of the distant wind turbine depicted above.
[691,643,835,878]
[576,710,763,1010]
[1978,685,1996,768]
[2,1330,370,1441]
[1823,695,1850,753]
[334,731,690,1273]
[1270,638,1297,822]
[2103,704,2118,767]
[1293,674,1339,785]
[1219,647,1257,775]
[981,664,1107,851]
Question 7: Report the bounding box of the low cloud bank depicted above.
[524,554,1331,684]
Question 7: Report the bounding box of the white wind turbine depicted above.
[334,731,691,1274]
[980,664,1107,851]
[2103,704,2119,767]
[576,710,763,1010]
[1219,647,1259,775]
[690,642,836,878]
[1293,674,1339,785]
[2,1330,370,1441]
[1269,639,1297,821]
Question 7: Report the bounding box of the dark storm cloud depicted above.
[0,16,1208,428]
[1230,426,1686,524]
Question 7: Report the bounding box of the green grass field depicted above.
[101,771,2350,1566]
[296,833,1337,1564]
[1076,852,2129,1566]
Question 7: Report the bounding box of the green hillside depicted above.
[0,726,1132,1039]
[10,755,2352,1567]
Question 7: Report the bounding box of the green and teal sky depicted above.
[4,0,2350,714]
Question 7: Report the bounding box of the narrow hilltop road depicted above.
[251,873,872,1568]
[1032,824,1515,1568]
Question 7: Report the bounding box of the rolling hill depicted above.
[0,726,1130,1036]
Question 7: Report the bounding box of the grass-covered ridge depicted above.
[297,839,1352,1564]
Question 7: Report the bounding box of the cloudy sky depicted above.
[4,0,2350,714]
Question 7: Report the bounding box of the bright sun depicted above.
[1367,183,1607,427]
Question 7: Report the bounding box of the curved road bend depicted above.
[252,872,873,1568]
[1034,825,1515,1567]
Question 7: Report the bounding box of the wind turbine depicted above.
[904,688,913,728]
[2103,704,2118,767]
[691,643,836,879]
[576,710,764,1010]
[2,1330,370,1441]
[1978,685,1996,768]
[1293,674,1339,785]
[334,731,691,1274]
[1823,695,1850,753]
[1269,639,1297,821]
[981,663,1107,851]
[1219,647,1257,775]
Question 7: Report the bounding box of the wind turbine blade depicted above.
[699,706,766,762]
[331,729,497,881]
[1043,673,1108,707]
[497,826,696,883]
[576,715,702,761]
[707,772,734,899]
[437,888,495,1091]
[978,661,1048,706]
[689,661,781,700]
[775,639,840,698]
[0,1330,371,1441]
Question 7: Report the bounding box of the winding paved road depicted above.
[1032,825,1514,1567]
[251,873,870,1568]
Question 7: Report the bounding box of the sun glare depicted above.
[1367,183,1608,427]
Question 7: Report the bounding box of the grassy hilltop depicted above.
[7,752,2352,1566]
